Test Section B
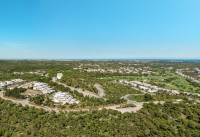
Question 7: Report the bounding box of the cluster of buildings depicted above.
[1,76,80,105]
[18,81,35,89]
[194,68,200,74]
[183,91,200,97]
[74,66,155,75]
[0,79,24,89]
[121,78,200,98]
[14,71,47,76]
[33,82,55,94]
[176,69,200,84]
[85,68,112,73]
[119,80,180,94]
[53,92,80,105]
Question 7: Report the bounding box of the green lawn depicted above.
[103,71,200,94]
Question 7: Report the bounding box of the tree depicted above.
[144,94,153,101]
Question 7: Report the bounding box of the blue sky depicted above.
[0,0,200,59]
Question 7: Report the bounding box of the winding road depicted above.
[94,84,105,98]
[0,90,170,114]
[52,77,107,99]
[0,79,184,114]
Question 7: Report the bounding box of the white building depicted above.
[57,73,63,80]
[171,90,180,94]
[11,79,24,83]
[33,82,55,94]
[0,79,24,88]
[0,82,6,87]
[5,81,13,85]
[53,92,79,105]
[194,68,200,73]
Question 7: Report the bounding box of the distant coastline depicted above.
[1,59,200,62]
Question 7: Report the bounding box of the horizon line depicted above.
[1,58,200,61]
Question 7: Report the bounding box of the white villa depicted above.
[33,82,55,94]
[57,73,63,80]
[194,68,200,74]
[119,80,180,94]
[53,92,79,105]
[0,79,24,89]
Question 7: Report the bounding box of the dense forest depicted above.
[4,88,26,99]
[0,98,200,136]
[129,92,185,102]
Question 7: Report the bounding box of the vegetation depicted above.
[186,79,200,88]
[0,98,200,136]
[129,93,185,102]
[106,72,200,94]
[101,82,141,99]
[4,88,26,99]
[48,81,126,107]
[60,71,99,94]
[29,94,45,105]
[119,104,136,108]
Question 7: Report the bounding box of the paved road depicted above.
[94,84,105,98]
[1,89,143,113]
[1,92,29,106]
[53,77,107,99]
[0,91,3,96]
[104,100,167,114]
[0,90,182,114]
[0,91,61,112]
[57,81,100,98]
[121,94,143,104]
[0,79,184,114]
[104,103,143,113]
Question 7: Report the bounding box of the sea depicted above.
[2,59,200,62]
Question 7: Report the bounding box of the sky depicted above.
[0,0,200,59]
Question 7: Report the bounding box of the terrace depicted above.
[53,92,79,105]
[33,82,55,94]
[0,79,24,89]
